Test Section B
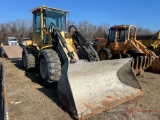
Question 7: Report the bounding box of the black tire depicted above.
[125,49,145,57]
[98,48,112,60]
[121,53,130,58]
[39,49,61,87]
[0,49,4,58]
[0,52,4,58]
[22,49,35,71]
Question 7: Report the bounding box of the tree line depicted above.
[0,20,32,43]
[0,19,155,42]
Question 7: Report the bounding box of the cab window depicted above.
[108,29,115,42]
[33,11,40,33]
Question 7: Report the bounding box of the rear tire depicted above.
[0,52,4,58]
[22,49,35,71]
[0,49,5,58]
[98,48,112,60]
[39,49,61,87]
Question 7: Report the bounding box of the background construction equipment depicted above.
[137,30,160,55]
[0,37,22,60]
[93,25,160,74]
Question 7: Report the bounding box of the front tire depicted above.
[98,48,112,60]
[39,49,61,87]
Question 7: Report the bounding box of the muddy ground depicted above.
[0,58,160,120]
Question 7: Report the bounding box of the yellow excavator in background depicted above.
[21,6,143,119]
[93,25,160,74]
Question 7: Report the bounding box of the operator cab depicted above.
[108,25,136,43]
[107,25,137,52]
[31,6,69,46]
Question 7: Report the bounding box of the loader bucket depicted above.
[58,58,143,119]
[150,56,160,73]
[131,55,153,75]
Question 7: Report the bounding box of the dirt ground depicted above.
[0,58,160,120]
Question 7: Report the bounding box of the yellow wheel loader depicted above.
[22,6,143,119]
[93,25,160,74]
[136,31,160,55]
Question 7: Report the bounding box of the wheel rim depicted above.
[40,59,47,79]
[100,52,107,60]
[22,53,27,68]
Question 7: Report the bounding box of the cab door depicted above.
[32,10,42,46]
[108,28,127,51]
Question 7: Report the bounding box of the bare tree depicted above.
[67,20,76,29]
[0,19,33,43]
[137,27,154,35]
[75,21,109,40]
[0,19,155,43]
[0,24,7,43]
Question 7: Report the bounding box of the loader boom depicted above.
[68,25,100,61]
[130,38,158,59]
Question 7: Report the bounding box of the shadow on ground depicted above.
[37,86,72,117]
[11,60,23,70]
[11,60,40,84]
[11,60,72,119]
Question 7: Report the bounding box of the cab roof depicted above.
[110,25,130,29]
[30,6,69,14]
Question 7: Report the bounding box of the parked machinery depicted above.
[93,25,160,74]
[136,31,160,55]
[0,37,22,60]
[22,7,143,119]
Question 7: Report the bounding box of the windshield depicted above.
[43,9,67,31]
[116,28,128,42]
[129,26,136,39]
